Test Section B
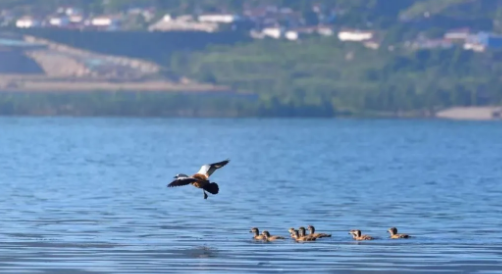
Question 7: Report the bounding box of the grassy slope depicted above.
[400,0,475,19]
[172,37,502,115]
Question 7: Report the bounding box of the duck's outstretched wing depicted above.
[197,159,230,177]
[167,176,199,187]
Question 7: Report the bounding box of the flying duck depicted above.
[349,229,374,241]
[167,159,229,199]
[388,227,410,239]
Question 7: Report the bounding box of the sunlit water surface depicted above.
[1,118,501,274]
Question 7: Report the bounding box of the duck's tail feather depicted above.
[203,182,219,195]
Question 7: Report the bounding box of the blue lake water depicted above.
[0,118,501,274]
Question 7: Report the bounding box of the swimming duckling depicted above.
[298,227,308,237]
[299,226,321,240]
[250,227,265,240]
[299,227,318,240]
[307,225,331,238]
[288,228,297,239]
[388,227,410,239]
[262,231,286,241]
[291,229,316,242]
[349,229,374,241]
[167,159,229,199]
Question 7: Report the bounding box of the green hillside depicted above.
[170,37,502,116]
[2,0,502,117]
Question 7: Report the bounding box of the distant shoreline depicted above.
[0,77,231,93]
[0,115,499,121]
[0,92,500,121]
[435,106,502,121]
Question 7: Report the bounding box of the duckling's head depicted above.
[250,227,259,234]
[298,227,306,236]
[288,227,296,234]
[388,227,398,235]
[291,229,299,238]
[308,225,315,233]
[349,229,362,237]
[262,231,271,238]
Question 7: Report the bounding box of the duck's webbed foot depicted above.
[203,191,208,199]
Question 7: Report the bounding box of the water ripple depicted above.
[0,118,501,273]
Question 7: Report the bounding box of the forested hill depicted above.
[170,38,502,117]
[2,0,502,117]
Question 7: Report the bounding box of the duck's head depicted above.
[288,227,296,234]
[349,229,362,237]
[388,227,398,235]
[298,226,307,236]
[250,227,259,234]
[261,231,271,238]
[291,229,300,238]
[308,225,315,233]
[174,173,188,178]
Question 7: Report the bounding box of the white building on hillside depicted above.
[49,16,70,27]
[444,28,471,41]
[91,17,113,26]
[89,16,120,30]
[338,30,374,42]
[285,31,299,40]
[148,14,219,32]
[15,17,40,28]
[198,14,238,24]
[262,27,282,39]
